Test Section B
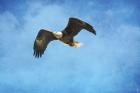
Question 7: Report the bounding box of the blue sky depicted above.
[0,0,140,93]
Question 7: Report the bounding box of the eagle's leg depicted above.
[68,41,82,48]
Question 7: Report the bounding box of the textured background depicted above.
[0,0,140,93]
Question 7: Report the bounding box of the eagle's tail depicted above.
[70,41,83,48]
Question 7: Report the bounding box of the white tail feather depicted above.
[72,42,83,48]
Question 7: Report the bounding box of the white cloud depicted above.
[0,1,139,93]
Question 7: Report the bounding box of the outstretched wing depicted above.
[63,17,96,36]
[33,29,57,58]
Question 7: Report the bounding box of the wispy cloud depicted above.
[0,0,140,93]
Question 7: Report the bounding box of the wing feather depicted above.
[33,29,57,58]
[63,17,96,36]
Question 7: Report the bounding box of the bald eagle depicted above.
[33,17,96,58]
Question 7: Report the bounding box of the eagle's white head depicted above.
[52,32,63,39]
